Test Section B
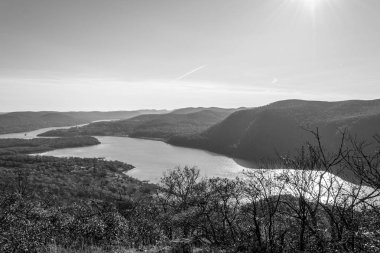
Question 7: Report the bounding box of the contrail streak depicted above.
[175,65,207,81]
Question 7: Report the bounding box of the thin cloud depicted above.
[174,65,207,81]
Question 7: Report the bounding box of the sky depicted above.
[1,0,380,111]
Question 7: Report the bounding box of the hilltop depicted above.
[170,107,243,115]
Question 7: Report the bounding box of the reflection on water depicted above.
[233,157,360,185]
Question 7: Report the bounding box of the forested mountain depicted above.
[39,108,238,140]
[0,110,168,134]
[169,99,380,160]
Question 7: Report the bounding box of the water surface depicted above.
[0,126,358,187]
[39,136,247,182]
[0,126,250,182]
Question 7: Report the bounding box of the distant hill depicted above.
[170,107,242,115]
[64,110,168,122]
[0,110,168,134]
[169,99,380,160]
[38,108,239,140]
[129,109,236,139]
[0,112,85,134]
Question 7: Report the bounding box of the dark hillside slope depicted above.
[169,99,380,160]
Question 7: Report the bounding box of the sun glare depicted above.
[303,0,322,11]
[290,0,326,14]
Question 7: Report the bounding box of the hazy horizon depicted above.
[2,97,380,114]
[1,0,380,111]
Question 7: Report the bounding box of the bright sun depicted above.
[303,0,323,10]
[291,0,325,11]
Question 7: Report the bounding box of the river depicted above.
[0,126,251,182]
[0,125,362,187]
[0,124,378,206]
[0,126,375,204]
